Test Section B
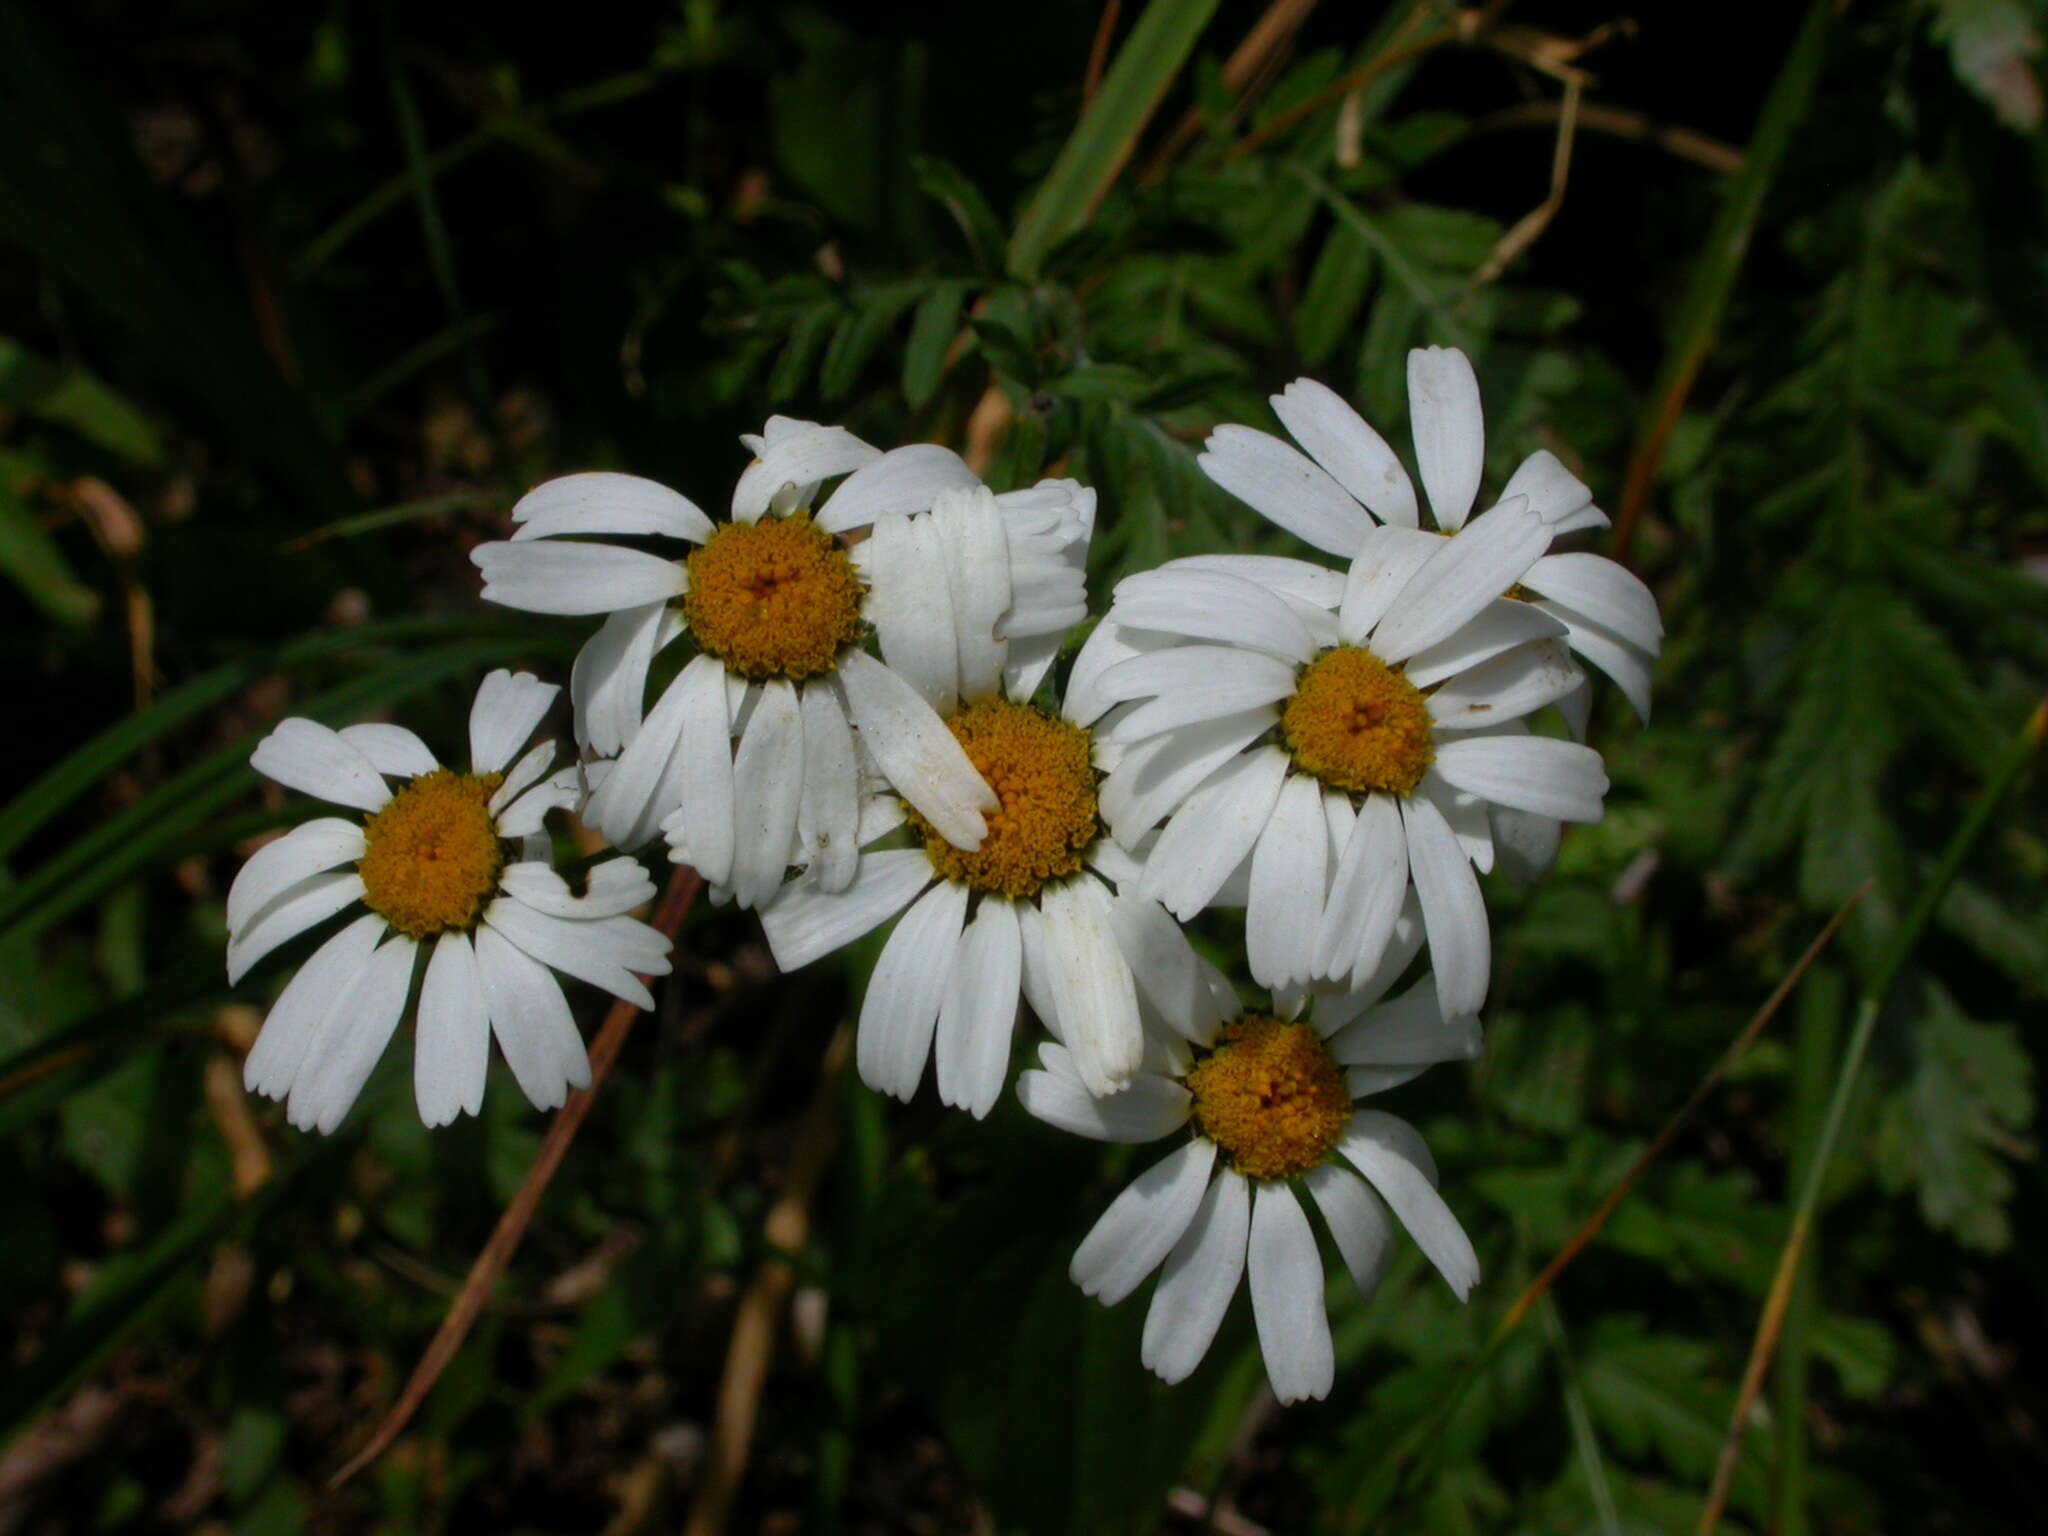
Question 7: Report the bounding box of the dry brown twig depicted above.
[1137,0,1326,186]
[329,863,704,1488]
[1081,0,1123,105]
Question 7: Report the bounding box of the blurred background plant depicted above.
[2,0,2045,1531]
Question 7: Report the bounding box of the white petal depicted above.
[1521,553,1662,651]
[1537,604,1656,722]
[1016,1050,1190,1142]
[1097,645,1297,719]
[1432,733,1608,823]
[472,540,685,615]
[814,442,980,532]
[1141,1169,1250,1385]
[227,818,366,936]
[857,880,967,1100]
[726,679,806,909]
[759,848,930,971]
[935,896,1021,1118]
[473,923,590,1112]
[1099,707,1279,847]
[488,741,558,818]
[1425,638,1584,728]
[469,669,560,775]
[1110,568,1317,664]
[1198,424,1372,556]
[1141,747,1290,920]
[1303,1162,1396,1298]
[864,511,959,715]
[1339,1111,1479,1299]
[243,913,384,1100]
[570,601,669,756]
[1399,599,1569,689]
[225,869,366,985]
[668,654,737,886]
[1246,774,1328,989]
[1105,891,1238,1045]
[587,664,695,850]
[509,470,713,543]
[1273,377,1419,527]
[837,650,994,850]
[498,766,582,839]
[1420,770,1495,875]
[484,898,669,1009]
[415,932,490,1126]
[1159,553,1348,613]
[1335,525,1445,645]
[1112,683,1296,746]
[936,487,1012,703]
[1400,794,1490,1021]
[1371,496,1549,663]
[1498,450,1593,529]
[1406,346,1485,531]
[1071,1140,1218,1305]
[288,932,415,1134]
[1037,878,1143,1095]
[250,718,392,812]
[731,422,880,522]
[1326,978,1481,1067]
[337,724,437,779]
[496,857,655,919]
[798,681,862,893]
[1063,620,1166,727]
[1248,1185,1335,1404]
[1312,791,1407,984]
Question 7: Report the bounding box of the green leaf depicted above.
[1006,0,1223,279]
[0,633,557,944]
[819,284,922,399]
[769,303,836,402]
[0,478,98,626]
[1296,219,1374,364]
[912,156,1005,272]
[902,281,968,407]
[0,336,163,463]
[0,616,529,865]
[1875,988,2033,1250]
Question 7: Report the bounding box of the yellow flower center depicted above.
[1280,646,1434,796]
[906,698,1099,900]
[1186,1016,1351,1182]
[682,514,865,681]
[357,769,505,939]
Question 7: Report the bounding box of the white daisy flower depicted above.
[471,418,1007,907]
[1080,492,1611,1018]
[1198,347,1663,721]
[1017,968,1481,1404]
[759,483,1200,1110]
[226,670,672,1133]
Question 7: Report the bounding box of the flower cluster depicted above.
[227,348,1658,1403]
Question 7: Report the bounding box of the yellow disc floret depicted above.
[357,769,505,939]
[682,514,864,681]
[1186,1016,1352,1182]
[906,698,1099,900]
[1281,645,1434,796]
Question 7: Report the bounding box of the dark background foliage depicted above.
[2,0,2045,1531]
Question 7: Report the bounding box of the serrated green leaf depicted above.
[0,479,99,626]
[1875,988,2033,1250]
[1296,219,1374,364]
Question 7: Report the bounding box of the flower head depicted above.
[471,419,1089,911]
[758,480,1201,1112]
[227,670,671,1132]
[1018,967,1481,1404]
